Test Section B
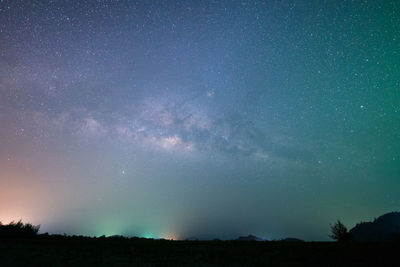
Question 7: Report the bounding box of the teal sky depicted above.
[0,0,399,240]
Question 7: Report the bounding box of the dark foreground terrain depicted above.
[1,236,399,266]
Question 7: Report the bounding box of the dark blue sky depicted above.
[1,0,399,240]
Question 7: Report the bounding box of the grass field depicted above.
[1,237,399,266]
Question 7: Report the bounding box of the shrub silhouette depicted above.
[0,220,40,238]
[330,220,352,241]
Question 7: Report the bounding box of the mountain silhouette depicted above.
[236,235,266,241]
[278,237,305,242]
[350,212,400,241]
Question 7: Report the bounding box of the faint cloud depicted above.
[76,116,107,138]
[115,126,136,140]
[252,151,270,161]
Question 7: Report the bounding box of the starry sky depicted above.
[0,0,399,241]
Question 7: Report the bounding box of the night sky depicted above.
[1,0,399,241]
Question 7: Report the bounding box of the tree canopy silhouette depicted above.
[330,220,352,241]
[0,220,40,238]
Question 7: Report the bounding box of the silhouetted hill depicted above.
[278,237,305,242]
[350,211,400,241]
[236,234,266,241]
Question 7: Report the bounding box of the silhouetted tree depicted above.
[330,220,352,241]
[0,220,40,237]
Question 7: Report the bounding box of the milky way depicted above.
[1,1,399,240]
